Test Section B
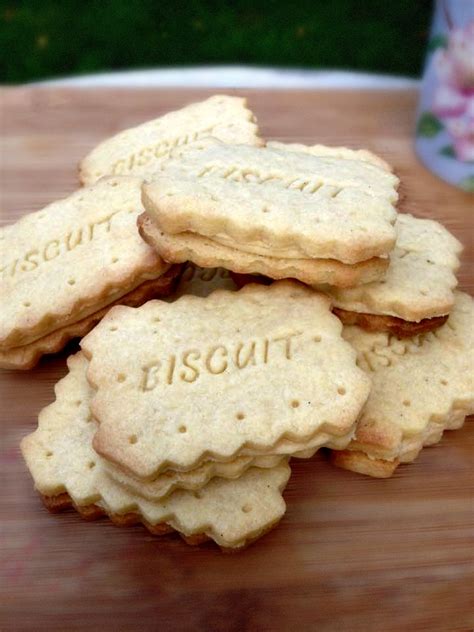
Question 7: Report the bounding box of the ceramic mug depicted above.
[415,0,474,192]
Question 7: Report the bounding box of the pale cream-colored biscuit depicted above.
[172,262,238,299]
[138,213,389,288]
[81,280,371,478]
[105,454,283,501]
[106,429,350,502]
[0,267,181,370]
[142,141,399,264]
[0,176,168,350]
[79,95,262,185]
[239,427,355,459]
[331,292,474,476]
[266,141,392,172]
[322,214,462,323]
[21,352,291,549]
[330,405,469,478]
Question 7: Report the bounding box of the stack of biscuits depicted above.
[139,139,399,288]
[0,96,261,370]
[23,282,372,549]
[0,178,182,370]
[7,95,471,550]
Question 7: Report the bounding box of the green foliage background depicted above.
[1,0,432,84]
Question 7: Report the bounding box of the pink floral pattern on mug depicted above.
[416,1,474,192]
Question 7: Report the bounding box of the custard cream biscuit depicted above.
[324,214,462,335]
[0,176,168,352]
[0,268,181,370]
[79,95,262,185]
[331,292,474,477]
[142,141,399,265]
[81,281,371,478]
[138,213,389,288]
[21,352,290,550]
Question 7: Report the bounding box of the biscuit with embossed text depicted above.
[21,352,290,549]
[0,267,181,370]
[142,141,399,265]
[81,281,371,478]
[79,95,262,185]
[0,176,169,354]
[330,292,474,477]
[138,213,389,288]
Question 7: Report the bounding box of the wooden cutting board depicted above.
[1,88,473,632]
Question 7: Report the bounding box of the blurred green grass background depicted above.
[1,0,432,84]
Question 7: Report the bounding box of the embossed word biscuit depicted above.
[323,214,462,335]
[0,176,169,356]
[142,141,399,265]
[331,292,474,477]
[21,353,291,549]
[79,95,262,185]
[81,281,371,478]
[138,213,389,288]
[0,268,180,370]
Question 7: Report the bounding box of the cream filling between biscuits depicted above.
[183,230,389,265]
[326,294,450,323]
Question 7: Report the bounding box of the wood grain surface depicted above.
[1,88,473,632]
